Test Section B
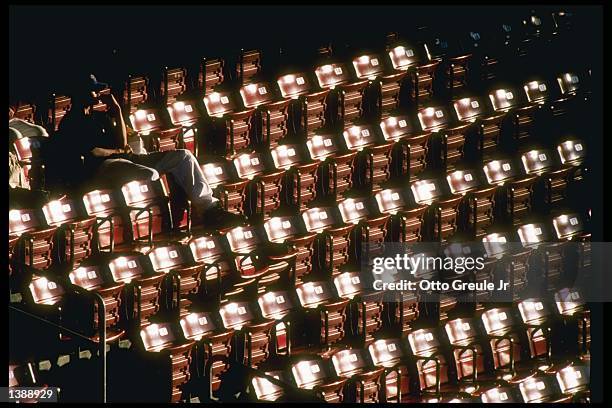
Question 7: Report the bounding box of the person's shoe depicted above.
[192,202,247,231]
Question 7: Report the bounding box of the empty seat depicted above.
[385,39,439,109]
[42,195,97,268]
[306,133,357,199]
[367,338,412,402]
[315,61,369,129]
[270,143,320,211]
[482,157,537,226]
[374,187,428,243]
[82,188,128,251]
[302,206,355,276]
[480,383,523,402]
[517,299,554,367]
[518,372,572,402]
[444,317,489,392]
[338,195,390,260]
[277,72,329,138]
[406,327,453,397]
[482,231,531,299]
[122,75,149,116]
[452,95,506,162]
[488,86,537,145]
[147,242,205,316]
[263,215,317,284]
[342,124,394,191]
[330,348,385,402]
[333,271,384,344]
[179,310,234,395]
[218,300,275,368]
[160,67,187,105]
[290,355,347,402]
[68,262,126,343]
[554,362,590,401]
[9,208,56,272]
[239,81,290,148]
[203,91,256,158]
[446,168,496,238]
[232,151,283,220]
[379,114,431,181]
[236,49,262,85]
[139,322,195,402]
[295,280,349,350]
[199,57,225,95]
[480,307,528,379]
[352,52,406,119]
[107,252,165,328]
[224,224,293,292]
[257,289,303,355]
[417,104,476,171]
[120,178,173,247]
[554,287,590,359]
[410,177,463,241]
[520,147,573,209]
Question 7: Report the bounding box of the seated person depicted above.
[44,73,243,228]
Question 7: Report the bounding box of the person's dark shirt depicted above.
[44,109,122,190]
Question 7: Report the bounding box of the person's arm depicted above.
[90,147,125,157]
[99,93,128,149]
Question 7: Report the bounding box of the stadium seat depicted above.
[290,355,347,402]
[330,348,385,402]
[147,242,205,316]
[139,322,195,402]
[270,143,320,211]
[417,105,476,171]
[47,94,71,133]
[203,91,256,158]
[306,133,357,199]
[107,252,165,328]
[302,206,355,276]
[410,177,463,241]
[199,158,249,218]
[277,71,329,138]
[9,207,56,273]
[367,338,412,402]
[42,195,97,268]
[295,280,349,350]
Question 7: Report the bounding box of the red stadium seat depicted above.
[9,208,56,272]
[139,322,195,402]
[200,159,249,218]
[410,177,462,241]
[147,242,206,316]
[306,133,357,199]
[367,338,412,402]
[446,168,496,238]
[417,105,475,172]
[453,95,507,162]
[239,81,291,148]
[330,348,385,403]
[379,114,431,182]
[82,188,128,251]
[338,196,390,259]
[277,72,329,137]
[107,252,165,328]
[302,206,355,276]
[290,355,347,402]
[263,215,317,284]
[270,143,320,211]
[236,49,262,85]
[295,280,349,350]
[203,91,256,158]
[199,58,225,95]
[42,196,97,268]
[219,300,275,368]
[179,310,234,396]
[232,151,283,220]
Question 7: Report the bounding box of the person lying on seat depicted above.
[45,73,244,229]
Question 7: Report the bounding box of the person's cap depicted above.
[69,74,109,97]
